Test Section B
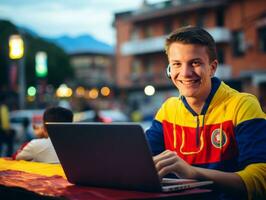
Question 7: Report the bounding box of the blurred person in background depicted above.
[12,106,73,163]
[0,95,15,157]
[146,26,266,199]
[22,117,33,142]
[92,107,105,122]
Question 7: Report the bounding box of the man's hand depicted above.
[153,150,196,179]
[153,150,247,198]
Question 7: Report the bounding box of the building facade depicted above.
[70,52,114,87]
[114,0,266,113]
[69,51,115,111]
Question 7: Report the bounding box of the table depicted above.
[0,158,212,200]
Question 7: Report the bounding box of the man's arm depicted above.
[146,119,165,155]
[153,150,247,197]
[13,141,35,161]
[237,163,266,200]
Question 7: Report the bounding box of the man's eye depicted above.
[192,61,201,66]
[172,63,181,68]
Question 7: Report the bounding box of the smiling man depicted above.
[146,26,266,199]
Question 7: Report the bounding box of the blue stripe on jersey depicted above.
[146,120,164,156]
[235,118,266,169]
[201,77,221,115]
[193,159,238,172]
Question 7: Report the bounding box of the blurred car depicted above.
[9,109,44,144]
[100,110,129,122]
[74,109,129,123]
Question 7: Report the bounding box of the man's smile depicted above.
[178,79,201,86]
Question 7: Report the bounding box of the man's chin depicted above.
[179,91,198,98]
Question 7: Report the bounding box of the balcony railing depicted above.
[121,35,166,55]
[206,27,231,43]
[121,27,231,56]
[215,64,232,80]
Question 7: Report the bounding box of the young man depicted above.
[146,26,266,199]
[13,106,73,163]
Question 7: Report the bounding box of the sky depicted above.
[0,0,165,45]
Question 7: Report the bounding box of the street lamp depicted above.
[144,85,155,96]
[9,35,24,59]
[9,34,26,109]
[56,84,73,98]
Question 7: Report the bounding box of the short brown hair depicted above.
[165,26,217,62]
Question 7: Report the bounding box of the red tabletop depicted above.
[0,170,211,200]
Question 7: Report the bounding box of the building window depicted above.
[143,26,153,38]
[180,17,189,27]
[164,21,172,35]
[94,56,106,66]
[131,59,141,82]
[143,58,154,81]
[258,27,266,53]
[216,8,224,27]
[232,30,245,57]
[71,56,92,68]
[131,27,139,40]
[196,11,206,27]
[217,47,225,64]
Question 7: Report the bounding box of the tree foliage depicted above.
[0,20,17,88]
[0,20,73,91]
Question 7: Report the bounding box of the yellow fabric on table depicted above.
[0,158,66,178]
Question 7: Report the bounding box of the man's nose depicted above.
[180,64,193,77]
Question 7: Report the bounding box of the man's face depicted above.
[168,42,217,101]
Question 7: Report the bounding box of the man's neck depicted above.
[186,97,205,115]
[185,80,213,115]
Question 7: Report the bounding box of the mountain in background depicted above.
[19,26,39,38]
[19,26,114,55]
[46,35,114,55]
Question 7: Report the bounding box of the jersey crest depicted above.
[211,128,227,148]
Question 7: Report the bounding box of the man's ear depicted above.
[210,59,218,77]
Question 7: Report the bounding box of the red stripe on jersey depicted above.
[162,120,238,164]
[12,142,30,160]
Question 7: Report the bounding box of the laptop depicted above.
[46,122,213,192]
